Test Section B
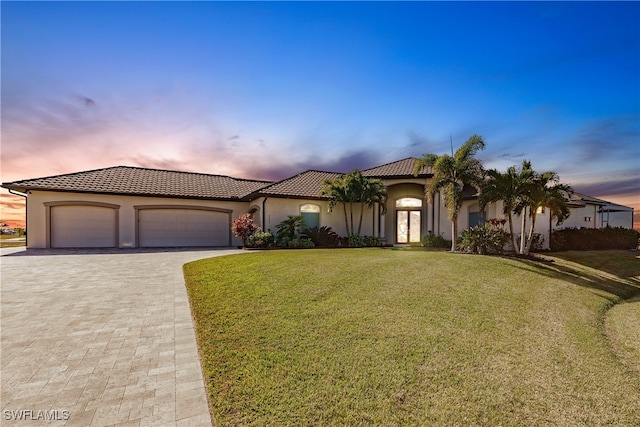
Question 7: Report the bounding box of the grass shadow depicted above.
[508,250,640,301]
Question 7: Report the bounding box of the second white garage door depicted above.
[138,208,230,247]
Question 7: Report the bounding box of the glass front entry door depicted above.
[396,210,421,243]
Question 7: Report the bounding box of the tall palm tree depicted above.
[413,134,486,251]
[320,170,388,236]
[356,173,388,235]
[320,175,352,236]
[516,171,572,255]
[480,160,534,254]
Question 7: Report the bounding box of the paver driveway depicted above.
[1,247,245,426]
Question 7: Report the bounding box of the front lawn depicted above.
[0,234,26,248]
[184,249,640,425]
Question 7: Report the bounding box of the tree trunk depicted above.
[451,215,458,252]
[343,204,350,236]
[507,211,519,254]
[349,203,355,236]
[524,212,538,255]
[548,214,553,251]
[357,202,364,235]
[519,208,527,255]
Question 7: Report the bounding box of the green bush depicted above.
[551,227,640,251]
[302,226,339,248]
[247,229,275,248]
[287,238,315,248]
[421,233,451,248]
[459,224,509,255]
[275,215,305,247]
[348,234,365,248]
[363,236,382,247]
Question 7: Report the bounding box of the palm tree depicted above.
[413,134,486,251]
[515,171,572,255]
[480,160,534,254]
[320,170,388,236]
[320,175,352,236]
[355,173,388,235]
[275,215,306,246]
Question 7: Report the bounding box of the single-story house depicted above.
[2,158,634,249]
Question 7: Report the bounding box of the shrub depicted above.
[551,227,640,251]
[421,232,451,248]
[276,215,306,247]
[246,229,275,248]
[287,238,315,248]
[348,234,365,248]
[302,226,339,248]
[231,213,259,246]
[363,236,382,247]
[459,223,509,255]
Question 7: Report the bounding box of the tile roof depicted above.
[569,192,610,206]
[362,157,432,177]
[258,170,342,199]
[2,166,272,200]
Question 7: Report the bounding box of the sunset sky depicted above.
[2,1,639,228]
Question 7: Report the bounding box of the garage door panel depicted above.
[51,205,117,248]
[138,209,229,247]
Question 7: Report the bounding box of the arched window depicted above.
[395,198,423,208]
[300,204,320,229]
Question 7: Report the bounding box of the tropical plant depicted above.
[275,215,306,247]
[246,229,275,248]
[363,235,382,247]
[348,233,365,248]
[320,170,388,237]
[480,160,534,254]
[287,238,315,248]
[459,223,509,255]
[231,213,259,246]
[515,170,572,255]
[302,226,339,248]
[420,232,451,248]
[413,134,486,251]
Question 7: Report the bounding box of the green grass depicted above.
[184,249,640,426]
[0,234,25,248]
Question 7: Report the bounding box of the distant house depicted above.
[2,158,634,249]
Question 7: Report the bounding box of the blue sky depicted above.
[1,1,639,226]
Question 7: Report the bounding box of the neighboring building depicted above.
[2,158,634,249]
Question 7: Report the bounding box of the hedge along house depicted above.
[2,158,634,249]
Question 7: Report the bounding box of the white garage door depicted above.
[138,208,230,247]
[51,205,117,248]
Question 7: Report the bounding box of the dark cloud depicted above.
[498,152,526,159]
[0,194,26,211]
[239,150,381,182]
[571,176,640,199]
[571,114,640,162]
[78,96,95,107]
[130,155,191,172]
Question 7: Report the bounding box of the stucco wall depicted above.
[260,197,377,238]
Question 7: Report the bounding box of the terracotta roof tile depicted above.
[362,157,431,177]
[2,166,271,200]
[259,170,342,199]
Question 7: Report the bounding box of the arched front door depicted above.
[396,197,422,244]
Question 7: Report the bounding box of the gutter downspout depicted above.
[262,196,268,232]
[8,189,28,247]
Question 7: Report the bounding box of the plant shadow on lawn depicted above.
[507,251,640,301]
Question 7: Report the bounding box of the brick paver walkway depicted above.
[1,248,245,426]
